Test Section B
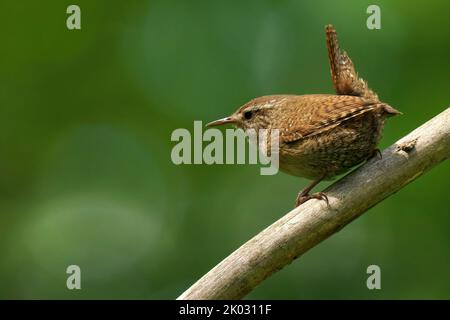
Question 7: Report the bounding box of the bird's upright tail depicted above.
[326,24,379,101]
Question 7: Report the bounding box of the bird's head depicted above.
[207,96,280,131]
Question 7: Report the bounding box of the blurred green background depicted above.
[0,0,449,299]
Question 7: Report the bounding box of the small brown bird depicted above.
[207,25,401,207]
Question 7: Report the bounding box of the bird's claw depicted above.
[369,148,382,160]
[295,192,329,207]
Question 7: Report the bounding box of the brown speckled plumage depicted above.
[236,94,398,180]
[207,25,401,207]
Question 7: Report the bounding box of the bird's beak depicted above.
[206,116,235,127]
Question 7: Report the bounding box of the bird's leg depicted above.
[295,173,329,207]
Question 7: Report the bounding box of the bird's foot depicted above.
[368,148,382,160]
[295,192,329,207]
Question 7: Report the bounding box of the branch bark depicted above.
[178,107,450,300]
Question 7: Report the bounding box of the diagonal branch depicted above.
[178,108,450,300]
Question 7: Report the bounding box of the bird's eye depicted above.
[243,111,253,120]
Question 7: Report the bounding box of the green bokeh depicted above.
[0,0,449,299]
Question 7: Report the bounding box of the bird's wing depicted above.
[279,95,379,143]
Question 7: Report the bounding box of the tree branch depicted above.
[178,108,450,300]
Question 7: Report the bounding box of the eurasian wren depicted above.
[207,25,401,207]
